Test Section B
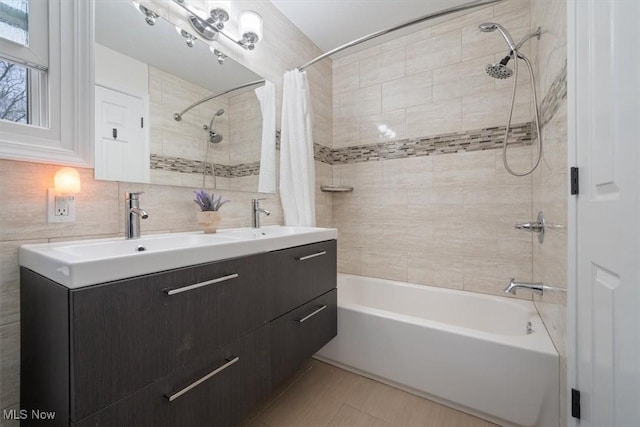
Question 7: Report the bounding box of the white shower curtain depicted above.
[279,69,316,227]
[255,81,276,193]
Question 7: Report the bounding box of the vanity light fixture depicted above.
[132,2,159,26]
[176,27,197,47]
[47,167,81,223]
[171,0,263,51]
[211,47,227,64]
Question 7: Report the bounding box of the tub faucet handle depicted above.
[515,222,542,232]
[515,211,546,243]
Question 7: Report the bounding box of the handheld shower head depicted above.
[215,108,224,116]
[478,23,497,32]
[478,22,517,51]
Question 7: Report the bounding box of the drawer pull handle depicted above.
[166,356,239,402]
[296,305,327,323]
[296,251,327,261]
[165,273,239,296]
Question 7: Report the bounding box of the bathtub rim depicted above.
[336,273,558,357]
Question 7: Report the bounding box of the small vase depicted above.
[197,211,222,233]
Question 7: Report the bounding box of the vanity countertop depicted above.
[19,226,338,288]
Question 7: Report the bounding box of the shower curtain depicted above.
[279,69,316,226]
[255,81,276,193]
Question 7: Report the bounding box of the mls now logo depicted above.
[3,409,56,420]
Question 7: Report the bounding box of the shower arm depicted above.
[173,79,265,121]
[514,27,542,51]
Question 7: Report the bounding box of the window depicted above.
[0,0,28,45]
[0,0,48,126]
[0,0,92,167]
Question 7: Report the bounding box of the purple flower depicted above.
[194,190,230,211]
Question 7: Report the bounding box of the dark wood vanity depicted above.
[20,240,337,426]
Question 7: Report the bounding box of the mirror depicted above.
[94,0,275,192]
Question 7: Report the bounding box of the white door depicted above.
[95,85,149,183]
[571,0,640,426]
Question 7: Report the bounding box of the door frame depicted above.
[566,1,578,426]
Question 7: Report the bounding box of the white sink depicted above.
[20,226,337,288]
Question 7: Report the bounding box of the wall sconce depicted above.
[172,0,263,51]
[47,167,81,223]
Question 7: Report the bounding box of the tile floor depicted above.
[239,360,498,427]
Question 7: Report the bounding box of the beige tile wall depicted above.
[149,66,231,188]
[332,1,567,421]
[0,0,332,420]
[332,0,535,300]
[530,0,568,425]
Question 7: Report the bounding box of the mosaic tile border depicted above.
[150,66,566,171]
[322,64,566,165]
[325,122,534,165]
[539,62,567,127]
[150,131,280,177]
[150,154,260,178]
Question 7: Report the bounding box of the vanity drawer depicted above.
[70,253,268,421]
[270,289,337,388]
[72,325,271,427]
[268,240,336,319]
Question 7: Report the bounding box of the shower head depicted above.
[204,109,225,143]
[478,22,517,51]
[485,54,513,79]
[208,131,223,144]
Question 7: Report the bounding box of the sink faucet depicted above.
[251,198,270,228]
[125,192,149,239]
[504,278,544,295]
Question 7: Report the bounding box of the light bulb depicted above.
[239,10,263,47]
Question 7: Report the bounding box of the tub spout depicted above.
[504,278,544,295]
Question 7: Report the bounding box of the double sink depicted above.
[20,226,338,288]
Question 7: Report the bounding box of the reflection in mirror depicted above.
[94,0,275,192]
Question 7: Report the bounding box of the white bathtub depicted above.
[315,274,559,427]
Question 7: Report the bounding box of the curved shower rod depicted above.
[297,0,503,71]
[173,79,265,121]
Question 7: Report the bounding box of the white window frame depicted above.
[0,0,93,167]
[0,0,48,69]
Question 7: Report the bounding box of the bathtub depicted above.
[315,274,559,427]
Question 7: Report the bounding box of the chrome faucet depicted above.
[125,192,149,239]
[504,278,544,295]
[251,198,270,228]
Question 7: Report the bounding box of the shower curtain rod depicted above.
[173,79,266,121]
[297,0,503,71]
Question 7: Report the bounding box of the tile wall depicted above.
[0,0,332,422]
[148,66,267,192]
[530,0,568,425]
[148,66,232,188]
[331,0,537,300]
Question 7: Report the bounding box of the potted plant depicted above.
[194,190,230,233]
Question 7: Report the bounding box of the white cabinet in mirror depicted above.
[94,0,276,193]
